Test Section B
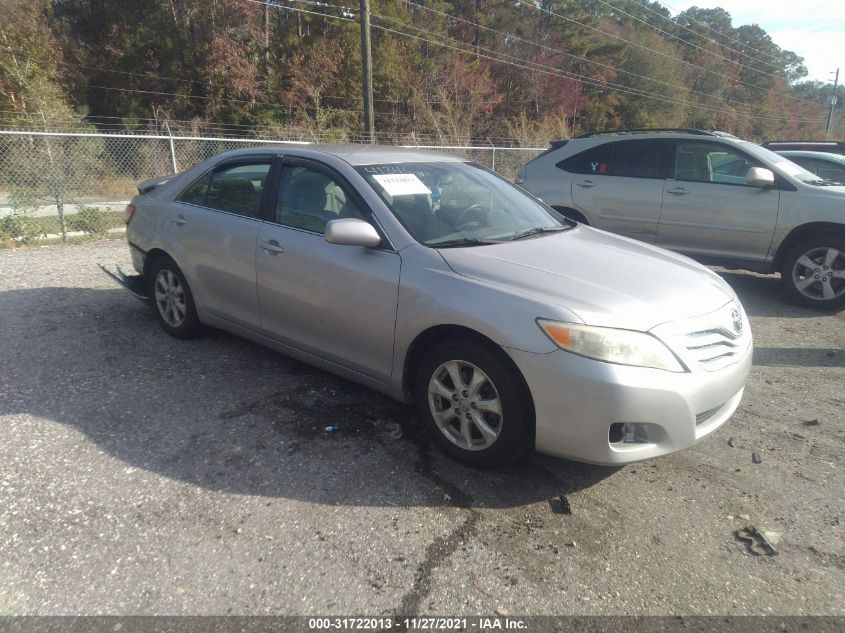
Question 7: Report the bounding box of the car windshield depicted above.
[355,161,569,246]
[744,142,837,186]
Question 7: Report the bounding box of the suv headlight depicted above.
[537,319,686,372]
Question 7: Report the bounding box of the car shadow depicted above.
[0,286,617,509]
[716,270,844,319]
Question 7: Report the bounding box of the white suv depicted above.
[516,128,845,309]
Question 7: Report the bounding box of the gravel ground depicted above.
[0,241,843,616]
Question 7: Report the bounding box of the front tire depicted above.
[415,340,532,468]
[148,256,201,339]
[781,236,845,309]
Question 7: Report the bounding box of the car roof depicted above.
[776,150,845,162]
[213,143,467,166]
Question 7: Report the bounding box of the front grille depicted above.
[683,326,743,371]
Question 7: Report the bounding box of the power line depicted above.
[658,0,786,65]
[512,0,820,109]
[594,0,787,76]
[372,15,825,123]
[401,1,804,119]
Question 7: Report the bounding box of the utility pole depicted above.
[827,68,839,139]
[359,0,375,143]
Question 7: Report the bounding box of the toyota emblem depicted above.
[731,308,743,333]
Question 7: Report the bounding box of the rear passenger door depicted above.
[567,139,670,242]
[170,158,273,330]
[656,141,779,262]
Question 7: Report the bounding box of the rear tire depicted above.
[781,236,845,309]
[415,339,532,468]
[148,255,201,339]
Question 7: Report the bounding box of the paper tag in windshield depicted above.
[373,173,431,196]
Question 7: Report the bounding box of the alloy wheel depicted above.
[427,360,503,451]
[791,246,845,302]
[154,269,187,328]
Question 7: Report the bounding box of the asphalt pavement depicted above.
[0,241,842,616]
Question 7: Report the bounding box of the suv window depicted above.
[674,142,761,185]
[606,140,668,179]
[206,163,271,218]
[558,140,667,179]
[274,165,366,233]
[557,144,612,175]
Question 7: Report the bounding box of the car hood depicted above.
[437,226,735,331]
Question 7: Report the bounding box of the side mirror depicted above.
[747,167,775,187]
[325,218,382,248]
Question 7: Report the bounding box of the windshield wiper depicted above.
[507,225,570,241]
[430,237,502,248]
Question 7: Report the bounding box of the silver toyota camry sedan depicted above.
[106,145,752,468]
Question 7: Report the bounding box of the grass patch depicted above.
[40,211,124,234]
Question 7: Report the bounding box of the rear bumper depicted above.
[98,263,148,301]
[507,343,752,465]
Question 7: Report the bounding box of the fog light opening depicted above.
[609,422,653,445]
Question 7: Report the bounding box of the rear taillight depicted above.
[124,204,136,225]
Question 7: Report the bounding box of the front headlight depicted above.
[537,319,686,373]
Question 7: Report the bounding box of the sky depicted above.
[667,0,845,84]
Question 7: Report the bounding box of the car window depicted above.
[814,160,845,183]
[785,156,819,175]
[357,161,567,246]
[607,140,668,179]
[674,142,761,185]
[177,171,213,206]
[204,163,270,218]
[557,144,613,175]
[274,165,366,233]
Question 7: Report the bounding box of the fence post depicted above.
[486,137,496,172]
[40,113,67,242]
[164,121,178,173]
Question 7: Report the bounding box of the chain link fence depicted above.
[0,130,544,243]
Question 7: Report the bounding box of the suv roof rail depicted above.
[709,130,738,138]
[762,140,844,146]
[575,127,716,138]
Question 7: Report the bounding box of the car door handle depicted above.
[665,187,689,196]
[575,180,596,188]
[259,239,285,254]
[169,215,187,226]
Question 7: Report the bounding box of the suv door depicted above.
[656,141,780,262]
[171,158,272,329]
[255,157,401,383]
[566,139,670,242]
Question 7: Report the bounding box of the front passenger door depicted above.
[256,158,401,383]
[656,141,780,262]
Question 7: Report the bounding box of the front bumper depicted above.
[507,341,752,465]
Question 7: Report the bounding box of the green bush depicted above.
[0,213,46,244]
[0,187,45,245]
[67,205,111,235]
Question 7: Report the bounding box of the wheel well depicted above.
[552,206,589,225]
[142,248,171,278]
[773,222,845,270]
[402,325,536,442]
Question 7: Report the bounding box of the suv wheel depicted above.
[148,256,201,338]
[415,340,531,468]
[781,236,845,309]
